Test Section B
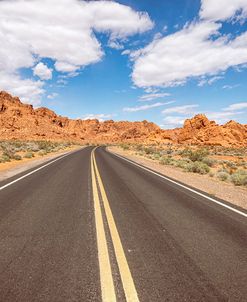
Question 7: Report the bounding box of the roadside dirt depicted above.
[0,146,82,182]
[108,146,247,210]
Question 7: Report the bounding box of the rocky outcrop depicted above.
[0,91,246,147]
[177,114,247,146]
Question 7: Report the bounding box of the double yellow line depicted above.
[91,148,139,302]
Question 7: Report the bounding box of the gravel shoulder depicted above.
[108,146,247,210]
[0,146,82,182]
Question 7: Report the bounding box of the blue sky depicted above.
[0,0,247,128]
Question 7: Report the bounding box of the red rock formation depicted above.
[0,91,246,147]
[177,114,247,146]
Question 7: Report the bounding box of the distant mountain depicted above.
[0,91,246,147]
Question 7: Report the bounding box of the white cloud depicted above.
[47,93,58,99]
[0,71,44,106]
[161,101,247,128]
[223,102,247,111]
[162,104,198,115]
[108,40,124,50]
[200,0,247,22]
[121,49,131,55]
[123,101,174,112]
[222,84,240,89]
[161,116,187,128]
[139,92,170,101]
[132,20,247,87]
[143,87,159,93]
[33,62,52,80]
[163,25,168,32]
[207,110,243,124]
[0,0,153,103]
[82,113,113,122]
[198,75,224,87]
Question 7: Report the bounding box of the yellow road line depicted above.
[93,150,139,302]
[91,151,116,302]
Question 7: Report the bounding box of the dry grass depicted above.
[0,140,81,172]
[109,145,247,210]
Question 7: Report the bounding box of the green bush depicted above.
[2,149,16,159]
[38,150,47,156]
[0,155,11,163]
[152,153,162,160]
[13,154,22,161]
[173,160,189,169]
[224,160,237,169]
[230,170,247,186]
[184,161,210,174]
[120,144,130,150]
[159,156,173,165]
[217,171,229,181]
[144,147,155,155]
[202,157,216,167]
[182,148,209,162]
[24,152,34,159]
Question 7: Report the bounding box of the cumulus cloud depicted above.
[207,111,244,124]
[132,20,247,87]
[200,0,247,22]
[33,62,52,80]
[223,102,247,111]
[198,75,224,87]
[0,0,153,103]
[222,84,240,89]
[161,101,247,128]
[139,92,170,101]
[82,113,113,122]
[47,93,58,100]
[123,101,174,112]
[0,71,44,106]
[131,0,247,89]
[161,116,187,128]
[108,40,124,50]
[162,104,199,115]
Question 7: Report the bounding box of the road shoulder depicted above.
[0,146,82,182]
[108,146,247,210]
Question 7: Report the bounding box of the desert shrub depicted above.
[230,170,247,186]
[135,145,143,152]
[184,161,210,174]
[0,155,11,163]
[159,156,173,165]
[224,160,237,169]
[209,171,214,177]
[180,148,209,162]
[120,144,129,150]
[189,149,209,162]
[24,152,34,159]
[13,154,22,161]
[38,150,47,156]
[144,147,155,155]
[2,148,16,159]
[216,171,229,181]
[202,157,216,167]
[151,154,160,160]
[166,148,173,155]
[173,160,189,169]
[178,147,191,157]
[217,168,229,173]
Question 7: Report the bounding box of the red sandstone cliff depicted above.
[0,91,246,147]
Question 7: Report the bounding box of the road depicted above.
[0,146,246,301]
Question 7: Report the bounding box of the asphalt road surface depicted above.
[0,146,246,302]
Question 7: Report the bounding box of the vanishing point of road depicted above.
[0,146,246,301]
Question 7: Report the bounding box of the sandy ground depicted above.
[0,146,82,182]
[108,146,247,210]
